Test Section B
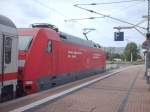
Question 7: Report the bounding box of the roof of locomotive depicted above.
[17,28,39,36]
[59,32,101,48]
[18,28,60,41]
[18,28,101,48]
[0,15,16,28]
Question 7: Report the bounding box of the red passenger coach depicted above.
[17,24,106,95]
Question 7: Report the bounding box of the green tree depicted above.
[124,42,139,61]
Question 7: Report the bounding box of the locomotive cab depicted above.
[17,29,36,95]
[0,15,18,102]
[17,26,59,94]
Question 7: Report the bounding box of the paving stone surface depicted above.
[31,65,149,112]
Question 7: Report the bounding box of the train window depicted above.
[19,36,32,51]
[94,44,97,48]
[98,45,101,48]
[47,39,52,53]
[4,37,12,64]
[59,34,67,39]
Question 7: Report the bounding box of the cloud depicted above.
[17,0,49,19]
[0,0,147,47]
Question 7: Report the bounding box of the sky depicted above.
[0,0,147,47]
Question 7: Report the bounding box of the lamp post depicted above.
[126,39,133,63]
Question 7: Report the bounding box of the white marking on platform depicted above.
[11,67,132,112]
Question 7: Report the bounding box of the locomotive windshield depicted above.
[19,36,32,51]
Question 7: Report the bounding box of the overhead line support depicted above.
[74,4,147,30]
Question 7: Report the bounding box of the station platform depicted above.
[0,65,150,112]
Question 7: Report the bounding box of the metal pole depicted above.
[131,52,133,63]
[148,0,150,32]
[1,34,5,87]
[145,52,147,76]
[146,0,150,75]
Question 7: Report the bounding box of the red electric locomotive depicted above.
[0,15,18,102]
[17,23,106,95]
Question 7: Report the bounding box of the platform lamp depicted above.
[83,28,96,40]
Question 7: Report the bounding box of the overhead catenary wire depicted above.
[147,0,150,32]
[134,27,146,36]
[32,0,69,18]
[31,0,146,40]
[64,16,106,22]
[133,19,147,36]
[66,1,145,26]
[74,5,147,30]
[119,1,145,10]
[134,19,147,27]
[32,0,85,27]
[114,18,147,36]
[112,1,146,17]
[75,0,145,6]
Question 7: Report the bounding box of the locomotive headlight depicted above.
[24,81,33,91]
[25,81,33,85]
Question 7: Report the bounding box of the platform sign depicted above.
[114,32,124,41]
